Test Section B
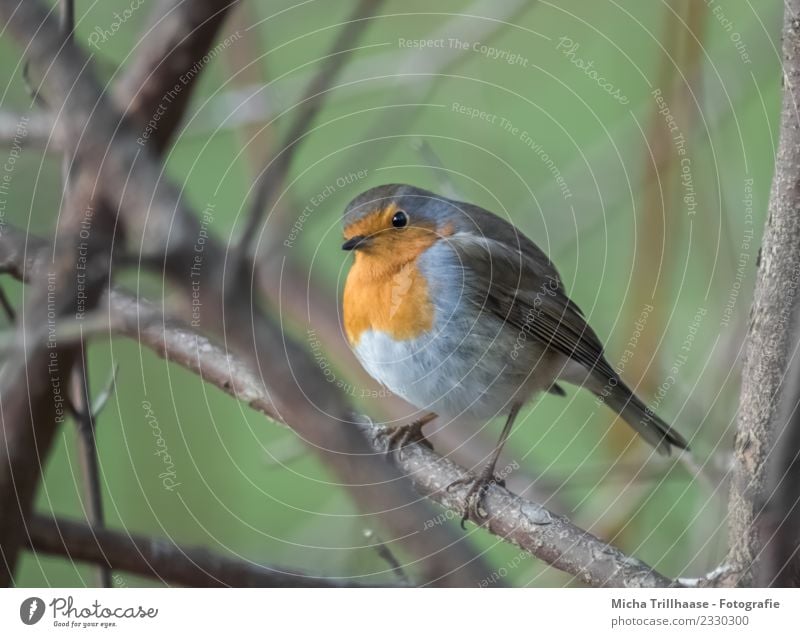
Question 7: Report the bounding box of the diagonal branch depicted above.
[114,0,241,155]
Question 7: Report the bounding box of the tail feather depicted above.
[601,381,688,455]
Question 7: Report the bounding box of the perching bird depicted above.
[341,184,688,525]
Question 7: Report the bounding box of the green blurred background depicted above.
[0,0,782,586]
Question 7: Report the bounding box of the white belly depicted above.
[353,321,557,423]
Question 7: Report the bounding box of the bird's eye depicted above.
[391,210,408,228]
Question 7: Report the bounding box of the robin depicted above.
[341,183,688,525]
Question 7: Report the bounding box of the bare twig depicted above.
[28,515,395,587]
[0,0,238,585]
[725,0,800,587]
[367,421,677,588]
[363,528,411,586]
[68,359,111,587]
[58,0,111,589]
[109,290,679,587]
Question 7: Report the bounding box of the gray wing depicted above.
[447,232,618,382]
[445,229,688,454]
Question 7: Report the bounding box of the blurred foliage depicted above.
[0,0,782,586]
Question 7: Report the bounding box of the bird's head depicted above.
[341,184,456,270]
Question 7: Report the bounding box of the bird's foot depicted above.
[379,413,436,456]
[446,466,505,529]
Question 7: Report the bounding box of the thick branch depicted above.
[725,0,800,587]
[760,302,800,586]
[114,0,240,154]
[28,515,390,587]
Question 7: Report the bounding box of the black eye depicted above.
[391,210,408,228]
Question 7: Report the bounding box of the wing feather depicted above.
[448,233,617,381]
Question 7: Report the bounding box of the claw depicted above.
[379,413,437,456]
[446,468,503,529]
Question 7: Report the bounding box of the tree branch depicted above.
[27,515,393,587]
[760,302,800,586]
[725,0,800,587]
[114,0,240,155]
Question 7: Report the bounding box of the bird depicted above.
[340,183,688,526]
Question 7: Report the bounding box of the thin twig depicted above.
[0,171,108,586]
[69,357,112,587]
[0,0,239,584]
[363,529,411,586]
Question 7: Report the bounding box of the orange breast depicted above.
[343,255,434,345]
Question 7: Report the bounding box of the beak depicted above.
[342,235,370,251]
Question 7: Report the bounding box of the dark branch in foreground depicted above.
[27,515,392,587]
[114,0,241,155]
